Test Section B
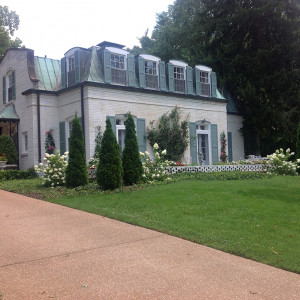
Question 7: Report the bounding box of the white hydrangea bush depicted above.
[140,143,171,183]
[35,150,69,187]
[267,148,298,176]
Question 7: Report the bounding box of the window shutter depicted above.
[137,118,146,153]
[103,50,112,83]
[106,115,116,135]
[11,70,16,100]
[211,124,218,163]
[189,122,197,164]
[3,76,6,104]
[138,56,145,88]
[61,57,67,88]
[159,61,167,91]
[211,72,217,98]
[194,68,201,96]
[186,66,193,95]
[228,132,233,162]
[167,62,174,92]
[75,50,80,84]
[59,121,66,154]
[127,54,136,87]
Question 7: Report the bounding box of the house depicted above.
[0,42,244,170]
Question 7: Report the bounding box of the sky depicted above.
[5,0,174,60]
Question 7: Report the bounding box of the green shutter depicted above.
[3,76,6,104]
[75,50,80,84]
[59,121,66,154]
[167,62,174,92]
[138,56,145,88]
[103,50,112,83]
[228,132,233,162]
[189,122,197,164]
[211,124,218,163]
[127,54,136,87]
[11,70,16,100]
[211,72,217,98]
[194,68,201,96]
[61,57,67,88]
[106,115,116,135]
[186,66,193,95]
[159,61,167,91]
[137,118,146,153]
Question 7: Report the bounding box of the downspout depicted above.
[80,84,85,146]
[37,91,41,163]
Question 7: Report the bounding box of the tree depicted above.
[296,121,300,160]
[132,0,300,156]
[0,6,22,57]
[147,106,189,162]
[122,113,143,185]
[0,135,18,164]
[97,118,123,190]
[65,115,88,188]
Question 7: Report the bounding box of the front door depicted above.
[197,134,209,165]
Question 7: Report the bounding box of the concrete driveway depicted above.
[0,190,299,299]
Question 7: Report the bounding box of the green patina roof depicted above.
[0,104,19,122]
[81,47,103,83]
[34,56,61,91]
[223,89,240,114]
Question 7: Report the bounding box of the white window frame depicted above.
[22,131,28,154]
[196,123,212,165]
[110,53,125,70]
[196,65,212,97]
[68,56,75,72]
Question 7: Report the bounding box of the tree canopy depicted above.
[131,0,300,155]
[0,5,22,58]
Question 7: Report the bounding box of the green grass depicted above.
[1,176,299,273]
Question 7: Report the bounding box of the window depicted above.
[145,61,158,89]
[68,57,75,71]
[67,56,75,86]
[200,71,210,97]
[110,54,126,85]
[174,66,185,93]
[22,132,28,153]
[3,70,16,104]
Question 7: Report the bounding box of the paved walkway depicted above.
[0,190,299,300]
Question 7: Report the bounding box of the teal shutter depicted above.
[106,116,116,135]
[159,61,167,91]
[75,50,80,84]
[194,68,201,96]
[61,57,67,88]
[103,50,112,83]
[167,63,174,92]
[59,121,66,154]
[127,54,136,87]
[228,132,233,162]
[137,118,146,153]
[189,122,197,164]
[11,70,16,100]
[211,72,217,98]
[138,56,145,88]
[186,66,193,95]
[211,124,218,163]
[3,76,6,104]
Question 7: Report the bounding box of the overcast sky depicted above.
[5,0,174,59]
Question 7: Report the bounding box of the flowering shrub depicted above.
[267,148,298,175]
[140,143,171,183]
[88,157,99,169]
[220,131,227,162]
[35,150,68,187]
[169,161,185,166]
[0,153,7,161]
[45,129,55,154]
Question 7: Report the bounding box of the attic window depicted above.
[174,66,185,93]
[111,54,125,70]
[68,57,75,71]
[200,71,210,97]
[145,60,158,90]
[110,53,126,85]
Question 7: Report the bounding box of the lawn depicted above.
[1,175,299,273]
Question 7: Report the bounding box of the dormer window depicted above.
[66,54,76,86]
[145,60,158,89]
[174,66,185,93]
[195,65,212,97]
[110,53,126,85]
[2,70,16,104]
[200,71,210,97]
[68,57,75,71]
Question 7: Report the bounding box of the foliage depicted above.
[0,168,37,181]
[147,106,189,161]
[97,118,123,190]
[65,115,88,188]
[140,143,171,183]
[296,121,300,160]
[267,148,298,176]
[44,129,55,154]
[88,157,99,169]
[94,126,102,158]
[35,150,68,187]
[219,131,227,162]
[122,113,143,185]
[0,153,6,161]
[0,6,22,57]
[132,0,300,156]
[0,135,18,164]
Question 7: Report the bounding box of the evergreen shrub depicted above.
[65,115,88,188]
[97,118,122,190]
[122,113,143,185]
[296,121,300,160]
[0,135,18,164]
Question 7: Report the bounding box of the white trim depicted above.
[195,65,212,72]
[22,131,28,154]
[170,60,188,67]
[196,123,212,165]
[140,54,160,62]
[106,47,129,56]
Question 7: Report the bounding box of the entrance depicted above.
[197,134,210,165]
